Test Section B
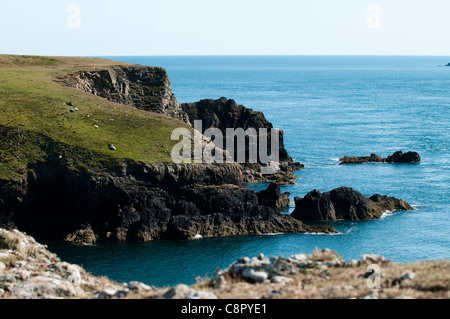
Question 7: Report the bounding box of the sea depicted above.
[47,56,450,287]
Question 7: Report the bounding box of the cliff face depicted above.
[0,160,335,243]
[69,66,190,123]
[181,97,291,162]
[181,98,304,184]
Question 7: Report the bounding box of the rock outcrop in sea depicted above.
[339,151,421,164]
[291,186,413,221]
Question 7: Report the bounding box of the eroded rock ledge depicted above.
[339,151,421,164]
[291,186,413,221]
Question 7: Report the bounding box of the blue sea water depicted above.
[47,56,450,287]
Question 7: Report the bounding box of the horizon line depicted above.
[1,53,449,58]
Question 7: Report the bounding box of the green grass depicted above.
[0,55,192,180]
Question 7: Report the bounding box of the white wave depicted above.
[380,210,395,219]
[305,231,348,236]
[330,158,340,162]
[192,234,203,240]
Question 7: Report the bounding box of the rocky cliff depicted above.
[182,97,304,183]
[0,157,335,243]
[68,66,190,123]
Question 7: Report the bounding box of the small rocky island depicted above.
[291,187,413,221]
[339,151,421,164]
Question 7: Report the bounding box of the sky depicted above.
[1,0,449,56]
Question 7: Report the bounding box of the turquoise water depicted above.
[47,56,450,287]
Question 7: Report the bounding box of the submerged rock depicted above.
[339,151,420,164]
[291,186,413,221]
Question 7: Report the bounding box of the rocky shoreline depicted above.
[1,228,448,299]
[0,62,417,244]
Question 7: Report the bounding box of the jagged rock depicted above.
[339,151,420,164]
[64,225,97,245]
[256,182,290,209]
[291,187,413,221]
[181,97,302,183]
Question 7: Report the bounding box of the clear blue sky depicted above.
[1,0,449,56]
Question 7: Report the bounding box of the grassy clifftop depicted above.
[0,55,190,180]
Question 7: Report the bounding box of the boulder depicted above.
[291,187,413,221]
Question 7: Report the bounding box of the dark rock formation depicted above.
[0,161,335,242]
[385,151,421,163]
[291,187,413,221]
[446,63,450,67]
[256,182,290,209]
[340,151,421,164]
[181,97,303,184]
[67,66,190,123]
[181,97,291,162]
